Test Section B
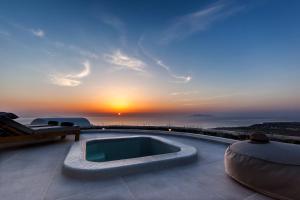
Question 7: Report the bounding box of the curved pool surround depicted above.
[64,135,197,177]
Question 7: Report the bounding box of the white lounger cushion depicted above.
[31,117,91,128]
[225,141,300,200]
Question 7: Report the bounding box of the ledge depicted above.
[82,129,237,145]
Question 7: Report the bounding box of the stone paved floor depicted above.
[0,131,273,200]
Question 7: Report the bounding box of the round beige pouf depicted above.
[225,140,300,200]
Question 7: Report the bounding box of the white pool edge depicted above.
[63,135,198,178]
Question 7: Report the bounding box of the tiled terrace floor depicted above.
[0,130,272,200]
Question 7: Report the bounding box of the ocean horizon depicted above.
[16,114,300,129]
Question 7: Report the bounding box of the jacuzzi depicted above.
[63,135,197,178]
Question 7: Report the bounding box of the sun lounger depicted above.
[0,113,80,145]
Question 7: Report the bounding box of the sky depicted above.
[0,0,300,116]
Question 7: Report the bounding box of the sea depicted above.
[16,113,300,129]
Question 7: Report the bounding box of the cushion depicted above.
[31,117,91,128]
[48,121,59,126]
[0,112,19,119]
[61,122,74,127]
[225,141,300,200]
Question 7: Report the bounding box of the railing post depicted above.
[75,131,80,141]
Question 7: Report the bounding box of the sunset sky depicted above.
[0,0,300,116]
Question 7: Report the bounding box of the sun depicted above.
[107,97,130,113]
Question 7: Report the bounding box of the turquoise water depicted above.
[86,137,179,162]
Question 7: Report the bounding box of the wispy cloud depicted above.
[49,76,81,87]
[171,91,199,96]
[103,50,146,72]
[0,30,10,37]
[31,29,45,38]
[2,19,99,60]
[100,14,127,45]
[138,38,192,83]
[69,45,99,59]
[0,18,46,38]
[54,41,65,48]
[171,91,248,106]
[156,60,192,83]
[67,60,90,79]
[100,14,125,34]
[161,0,245,43]
[49,61,91,87]
[199,92,248,101]
[52,42,98,59]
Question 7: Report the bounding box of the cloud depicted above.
[69,45,99,59]
[66,60,91,78]
[171,91,199,96]
[172,92,247,106]
[104,50,146,72]
[0,19,45,38]
[138,38,192,83]
[171,91,248,107]
[49,75,81,87]
[173,75,192,83]
[54,41,65,48]
[49,61,91,87]
[31,29,45,38]
[0,30,10,37]
[100,14,125,33]
[52,41,99,59]
[100,14,127,45]
[161,0,245,43]
[199,92,248,101]
[2,19,99,60]
[156,60,192,83]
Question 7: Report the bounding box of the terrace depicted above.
[0,130,271,200]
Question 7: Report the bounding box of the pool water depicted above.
[86,137,180,162]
